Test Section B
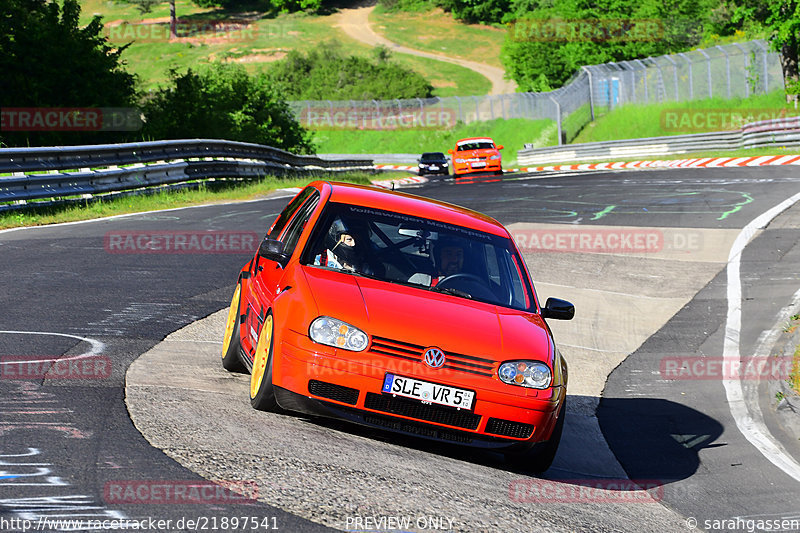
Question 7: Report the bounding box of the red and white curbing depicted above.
[371,175,428,189]
[509,154,800,173]
[371,154,800,188]
[374,164,419,172]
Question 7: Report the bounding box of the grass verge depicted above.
[83,1,491,96]
[792,342,800,396]
[312,118,554,164]
[522,147,800,167]
[0,173,372,230]
[572,91,793,144]
[370,5,505,69]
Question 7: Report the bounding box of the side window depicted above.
[280,194,320,257]
[268,186,315,239]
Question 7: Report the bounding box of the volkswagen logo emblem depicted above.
[423,347,446,369]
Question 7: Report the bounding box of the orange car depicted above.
[221,181,574,472]
[448,137,504,176]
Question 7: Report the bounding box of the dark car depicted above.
[418,152,450,176]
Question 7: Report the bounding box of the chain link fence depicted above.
[289,40,783,146]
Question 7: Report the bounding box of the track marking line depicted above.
[723,191,800,483]
[0,331,104,364]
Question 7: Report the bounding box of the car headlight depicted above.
[455,158,466,163]
[443,162,449,166]
[498,361,551,389]
[309,316,369,351]
[489,154,500,160]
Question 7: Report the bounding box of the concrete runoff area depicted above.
[125,224,741,532]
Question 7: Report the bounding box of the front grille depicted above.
[369,336,496,377]
[363,415,473,443]
[308,380,359,405]
[364,392,480,430]
[485,417,534,439]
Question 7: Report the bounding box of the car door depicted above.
[241,188,321,360]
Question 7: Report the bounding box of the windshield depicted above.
[302,202,534,310]
[421,152,446,161]
[457,141,495,151]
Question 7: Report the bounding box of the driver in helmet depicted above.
[408,236,466,286]
[436,240,464,278]
[314,217,374,274]
[323,230,362,272]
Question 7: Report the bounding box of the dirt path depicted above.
[334,4,517,95]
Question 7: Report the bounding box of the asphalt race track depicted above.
[2,166,800,532]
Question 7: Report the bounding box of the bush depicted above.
[267,41,434,100]
[141,63,314,153]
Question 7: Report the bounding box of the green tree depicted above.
[738,0,800,98]
[501,0,715,90]
[0,0,138,146]
[141,63,315,153]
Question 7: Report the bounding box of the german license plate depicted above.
[382,374,474,410]
[471,162,486,168]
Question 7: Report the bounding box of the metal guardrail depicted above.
[0,139,374,204]
[517,116,800,166]
[318,153,432,165]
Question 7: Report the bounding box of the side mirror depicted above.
[258,238,288,265]
[497,145,504,150]
[448,149,454,154]
[541,297,574,320]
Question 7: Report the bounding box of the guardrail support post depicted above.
[549,96,562,146]
[663,55,679,100]
[754,40,770,92]
[698,49,713,98]
[733,43,750,97]
[678,53,693,100]
[716,46,732,99]
[581,66,595,121]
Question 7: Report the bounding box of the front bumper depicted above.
[273,331,564,450]
[453,160,502,175]
[419,165,449,175]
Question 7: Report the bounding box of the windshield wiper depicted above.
[431,286,472,299]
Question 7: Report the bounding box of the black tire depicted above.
[249,311,279,411]
[221,283,246,372]
[505,395,566,474]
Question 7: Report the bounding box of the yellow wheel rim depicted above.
[250,314,273,399]
[221,284,241,359]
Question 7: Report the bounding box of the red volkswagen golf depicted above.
[221,181,574,472]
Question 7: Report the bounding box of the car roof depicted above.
[456,137,494,145]
[315,181,508,237]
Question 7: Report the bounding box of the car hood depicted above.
[457,149,499,157]
[302,267,552,363]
